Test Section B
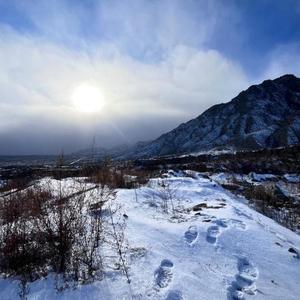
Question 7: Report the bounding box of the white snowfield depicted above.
[0,172,300,300]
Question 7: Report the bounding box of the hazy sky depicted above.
[0,0,300,155]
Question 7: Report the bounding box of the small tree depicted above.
[157,179,178,214]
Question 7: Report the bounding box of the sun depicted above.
[71,83,105,113]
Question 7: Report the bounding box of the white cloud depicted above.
[0,24,252,152]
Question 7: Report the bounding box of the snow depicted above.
[284,174,300,183]
[210,172,283,185]
[209,172,250,185]
[180,149,236,157]
[209,172,230,184]
[249,172,278,182]
[1,173,300,299]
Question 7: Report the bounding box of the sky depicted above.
[0,0,300,155]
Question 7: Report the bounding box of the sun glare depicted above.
[71,84,105,113]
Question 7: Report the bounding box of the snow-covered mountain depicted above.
[121,74,300,158]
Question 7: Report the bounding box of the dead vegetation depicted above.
[244,184,300,232]
[191,202,226,212]
[219,174,300,233]
[85,159,155,189]
[135,145,300,175]
[0,178,129,298]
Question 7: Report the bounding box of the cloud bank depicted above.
[0,0,299,154]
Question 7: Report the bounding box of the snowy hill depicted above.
[1,172,299,299]
[121,74,300,158]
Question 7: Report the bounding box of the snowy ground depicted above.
[1,172,300,300]
[210,172,300,184]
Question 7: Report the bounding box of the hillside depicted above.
[0,172,299,299]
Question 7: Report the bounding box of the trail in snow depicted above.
[0,172,300,300]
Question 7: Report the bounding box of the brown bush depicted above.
[88,165,152,189]
[0,178,129,293]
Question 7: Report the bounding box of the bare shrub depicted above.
[96,168,125,188]
[157,179,179,214]
[244,183,300,232]
[106,202,130,283]
[0,177,33,194]
[244,184,281,212]
[0,185,52,283]
[0,177,129,296]
[88,163,152,189]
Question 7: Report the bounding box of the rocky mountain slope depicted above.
[123,74,300,158]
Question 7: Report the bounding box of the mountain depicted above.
[120,74,300,158]
[74,74,300,160]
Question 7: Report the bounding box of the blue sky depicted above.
[1,0,299,77]
[0,0,300,154]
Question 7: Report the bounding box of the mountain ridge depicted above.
[75,74,300,160]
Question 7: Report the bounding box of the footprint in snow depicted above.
[184,225,198,245]
[154,259,174,288]
[206,225,221,244]
[206,218,246,246]
[229,257,259,299]
[288,247,300,259]
[166,290,184,300]
[233,207,253,221]
[215,218,247,230]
